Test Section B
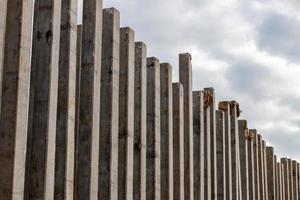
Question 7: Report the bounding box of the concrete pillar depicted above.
[277,162,283,200]
[203,91,212,200]
[288,159,294,200]
[204,88,217,200]
[282,163,287,200]
[219,102,232,200]
[146,57,161,200]
[274,156,279,200]
[266,147,276,200]
[216,110,226,200]
[238,120,249,200]
[75,0,102,198]
[282,158,290,200]
[292,161,298,200]
[257,135,265,200]
[298,163,300,200]
[54,0,77,199]
[230,101,241,200]
[0,0,7,113]
[179,53,194,200]
[133,42,147,200]
[24,0,61,199]
[99,8,120,200]
[251,130,260,200]
[118,27,135,200]
[0,0,33,199]
[262,141,269,200]
[173,82,184,200]
[193,91,204,200]
[160,63,173,200]
[247,130,255,200]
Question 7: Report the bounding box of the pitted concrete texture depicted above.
[24,0,62,199]
[133,42,147,200]
[0,0,33,199]
[193,91,205,200]
[179,53,194,200]
[252,131,261,200]
[173,82,184,200]
[239,120,249,200]
[75,1,102,199]
[204,94,211,200]
[160,63,173,200]
[54,0,77,199]
[266,147,276,200]
[118,27,135,200]
[99,7,120,200]
[257,135,265,200]
[292,161,298,200]
[146,57,161,200]
[216,110,226,200]
[288,159,294,200]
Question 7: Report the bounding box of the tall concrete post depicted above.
[160,63,173,200]
[0,0,33,199]
[179,53,194,200]
[266,147,276,200]
[288,159,294,200]
[247,129,255,200]
[99,8,120,200]
[133,42,147,200]
[0,0,7,113]
[24,0,61,199]
[274,156,279,200]
[173,83,185,200]
[292,161,298,200]
[298,163,300,200]
[257,135,265,200]
[54,0,77,199]
[282,158,290,200]
[216,110,226,200]
[118,27,135,200]
[238,120,249,200]
[229,101,241,200]
[75,0,102,199]
[193,91,204,200]
[262,141,269,200]
[219,102,232,200]
[203,91,212,199]
[204,88,217,200]
[277,162,283,200]
[146,57,161,200]
[251,130,260,200]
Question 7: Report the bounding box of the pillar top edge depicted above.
[160,62,172,67]
[179,52,192,60]
[120,27,135,34]
[103,7,120,14]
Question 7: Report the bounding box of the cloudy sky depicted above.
[79,0,300,160]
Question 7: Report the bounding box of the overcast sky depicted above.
[79,0,300,160]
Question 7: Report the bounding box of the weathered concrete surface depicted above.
[179,53,194,200]
[118,27,135,200]
[282,158,290,200]
[193,91,204,200]
[75,0,102,199]
[216,110,226,200]
[281,163,286,200]
[292,161,298,200]
[251,130,260,200]
[0,0,33,199]
[203,92,211,200]
[24,0,61,199]
[133,42,147,200]
[173,82,184,200]
[146,57,161,200]
[160,63,173,200]
[219,102,232,200]
[238,120,249,200]
[0,0,7,114]
[205,88,217,200]
[54,0,77,199]
[99,8,120,200]
[257,135,265,200]
[266,147,275,200]
[298,163,300,200]
[277,162,283,200]
[247,129,255,200]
